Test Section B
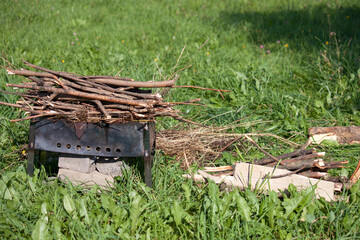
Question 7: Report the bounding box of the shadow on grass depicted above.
[218,4,360,70]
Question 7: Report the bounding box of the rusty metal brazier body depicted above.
[27,118,155,187]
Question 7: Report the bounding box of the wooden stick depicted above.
[81,75,133,81]
[255,148,315,165]
[220,137,242,152]
[10,112,60,122]
[244,135,280,163]
[0,89,41,99]
[279,158,319,171]
[88,78,176,88]
[94,100,111,119]
[7,83,152,107]
[279,152,326,163]
[7,69,53,78]
[22,61,116,91]
[0,101,22,108]
[46,77,136,100]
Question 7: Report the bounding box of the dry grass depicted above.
[156,124,300,168]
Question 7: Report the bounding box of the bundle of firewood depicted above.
[199,148,348,181]
[0,61,225,123]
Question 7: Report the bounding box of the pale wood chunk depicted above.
[234,162,334,201]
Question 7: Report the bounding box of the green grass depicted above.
[1,158,360,239]
[1,0,360,238]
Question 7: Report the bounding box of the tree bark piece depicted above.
[349,159,360,185]
[309,126,360,145]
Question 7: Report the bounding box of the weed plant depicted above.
[1,0,360,238]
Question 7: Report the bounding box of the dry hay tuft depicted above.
[156,125,299,168]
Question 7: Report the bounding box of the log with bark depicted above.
[1,61,228,124]
[185,146,350,196]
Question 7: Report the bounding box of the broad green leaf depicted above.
[282,194,303,218]
[305,214,315,223]
[340,168,349,177]
[41,202,47,215]
[6,199,19,210]
[329,211,335,222]
[79,199,90,225]
[101,194,116,210]
[245,189,259,214]
[63,194,76,215]
[221,194,233,216]
[41,202,48,222]
[4,187,13,200]
[129,191,146,234]
[326,92,332,104]
[236,195,251,221]
[52,219,66,240]
[172,201,183,226]
[28,179,36,194]
[207,182,219,201]
[314,99,324,109]
[31,217,49,240]
[321,139,339,147]
[182,183,191,202]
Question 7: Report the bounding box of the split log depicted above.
[309,126,360,145]
[234,162,335,201]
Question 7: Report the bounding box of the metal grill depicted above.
[27,118,155,187]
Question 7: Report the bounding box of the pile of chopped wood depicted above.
[184,148,355,201]
[1,61,225,123]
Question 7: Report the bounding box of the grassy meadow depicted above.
[1,0,360,238]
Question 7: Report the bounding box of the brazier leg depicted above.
[27,123,35,176]
[144,154,153,188]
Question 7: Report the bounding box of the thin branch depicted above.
[244,135,280,163]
